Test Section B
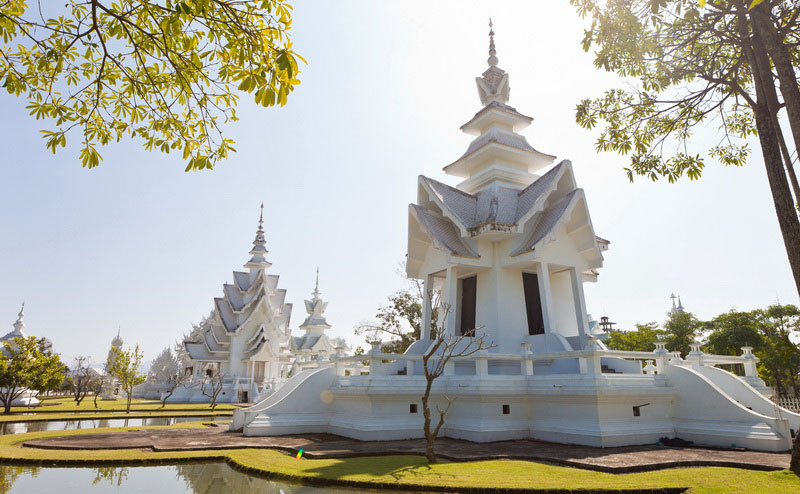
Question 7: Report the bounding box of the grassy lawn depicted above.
[0,410,232,423]
[0,425,797,493]
[11,397,238,414]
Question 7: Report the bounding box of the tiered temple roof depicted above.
[184,206,293,363]
[407,21,609,280]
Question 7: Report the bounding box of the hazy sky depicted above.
[1,1,797,365]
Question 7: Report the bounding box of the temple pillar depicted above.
[444,265,459,337]
[422,273,434,340]
[569,267,588,341]
[537,262,555,334]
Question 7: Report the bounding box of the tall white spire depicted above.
[245,203,272,271]
[475,18,510,106]
[444,20,555,193]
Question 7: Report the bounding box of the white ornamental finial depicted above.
[488,18,498,67]
[314,267,320,297]
[13,302,25,332]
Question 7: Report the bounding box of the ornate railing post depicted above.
[686,341,704,368]
[653,340,668,374]
[520,343,534,376]
[368,340,382,376]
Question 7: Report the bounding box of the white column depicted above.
[569,267,588,341]
[444,265,459,337]
[421,273,434,340]
[537,262,555,334]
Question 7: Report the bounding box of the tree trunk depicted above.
[741,6,800,300]
[751,6,800,206]
[421,371,437,463]
[791,432,800,471]
[3,401,10,415]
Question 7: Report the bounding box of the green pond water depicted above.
[0,416,220,435]
[0,463,424,493]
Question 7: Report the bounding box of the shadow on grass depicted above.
[303,454,452,484]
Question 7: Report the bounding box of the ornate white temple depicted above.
[136,207,349,403]
[176,206,294,403]
[232,23,800,452]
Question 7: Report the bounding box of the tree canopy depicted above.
[0,336,64,413]
[0,0,303,170]
[571,0,800,297]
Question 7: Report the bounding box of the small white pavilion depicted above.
[2,304,43,406]
[233,23,800,452]
[290,269,349,371]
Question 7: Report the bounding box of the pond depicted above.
[0,463,428,493]
[0,416,222,435]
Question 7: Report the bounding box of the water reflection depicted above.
[0,416,220,435]
[0,463,422,493]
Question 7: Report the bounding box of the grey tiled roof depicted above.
[514,161,566,222]
[232,271,251,291]
[214,297,238,332]
[511,189,579,256]
[223,284,245,311]
[421,176,477,226]
[184,341,227,361]
[410,204,480,258]
[422,160,568,231]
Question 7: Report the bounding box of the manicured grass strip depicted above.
[0,426,799,493]
[12,398,239,414]
[0,410,232,423]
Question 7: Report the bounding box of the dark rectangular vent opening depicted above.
[522,273,545,335]
[502,404,510,415]
[460,275,477,336]
[410,404,418,414]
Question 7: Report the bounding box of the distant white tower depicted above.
[670,294,685,314]
[1,303,26,342]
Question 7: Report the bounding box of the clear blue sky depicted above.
[1,0,796,365]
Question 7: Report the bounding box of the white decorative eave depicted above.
[460,101,533,136]
[444,134,556,179]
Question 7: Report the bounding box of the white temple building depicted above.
[1,304,40,406]
[168,206,294,403]
[232,23,800,452]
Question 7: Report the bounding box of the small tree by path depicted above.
[421,296,494,464]
[68,356,98,406]
[108,346,146,414]
[149,348,188,408]
[0,336,64,413]
[201,371,226,410]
